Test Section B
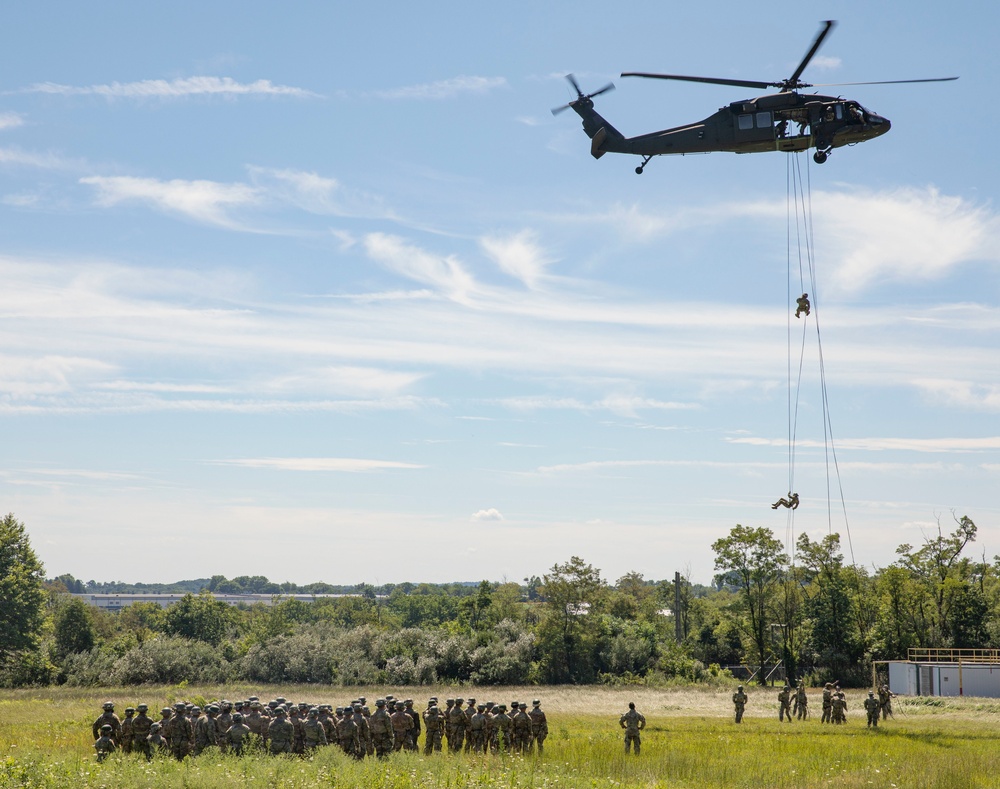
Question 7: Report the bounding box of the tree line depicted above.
[0,511,993,689]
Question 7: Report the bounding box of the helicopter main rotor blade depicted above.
[808,76,959,87]
[786,20,837,89]
[621,72,775,90]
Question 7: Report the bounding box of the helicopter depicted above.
[552,20,957,173]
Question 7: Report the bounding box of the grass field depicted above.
[2,684,999,788]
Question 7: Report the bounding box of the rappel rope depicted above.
[785,152,856,568]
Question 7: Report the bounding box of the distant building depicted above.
[73,592,368,611]
[884,648,1000,698]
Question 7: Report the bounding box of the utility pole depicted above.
[674,571,682,644]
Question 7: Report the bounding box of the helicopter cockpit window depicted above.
[756,111,772,128]
[738,114,754,131]
[834,104,843,120]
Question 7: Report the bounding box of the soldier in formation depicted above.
[92,694,553,759]
[94,724,116,762]
[732,685,748,723]
[619,702,646,755]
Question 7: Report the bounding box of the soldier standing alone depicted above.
[619,702,646,755]
[732,685,748,723]
[864,691,880,728]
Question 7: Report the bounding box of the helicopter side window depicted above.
[834,104,843,120]
[738,114,754,131]
[756,111,772,128]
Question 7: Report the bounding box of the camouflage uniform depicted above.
[225,714,252,756]
[268,711,294,755]
[495,705,513,753]
[821,684,834,723]
[619,704,645,755]
[463,699,477,753]
[778,686,792,722]
[215,703,233,754]
[423,706,444,754]
[832,692,847,724]
[447,699,466,753]
[468,706,487,753]
[794,683,808,720]
[513,704,532,753]
[337,710,361,758]
[732,687,748,724]
[193,707,219,755]
[120,708,135,754]
[443,699,455,751]
[369,700,394,757]
[864,692,880,728]
[94,725,116,762]
[405,700,421,751]
[92,704,122,743]
[353,705,372,758]
[131,706,154,760]
[878,684,894,720]
[164,705,193,761]
[147,722,169,756]
[529,700,548,754]
[391,704,413,752]
[303,709,328,750]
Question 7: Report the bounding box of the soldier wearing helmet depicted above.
[733,685,748,724]
[226,713,252,756]
[131,704,153,760]
[778,685,792,722]
[94,724,117,762]
[92,701,122,743]
[529,699,548,754]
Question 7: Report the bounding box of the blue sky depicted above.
[1,2,996,585]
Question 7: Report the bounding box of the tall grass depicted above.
[2,685,998,788]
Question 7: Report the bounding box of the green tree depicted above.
[536,556,607,683]
[797,532,860,677]
[162,592,232,645]
[53,597,96,658]
[712,525,788,684]
[0,514,47,666]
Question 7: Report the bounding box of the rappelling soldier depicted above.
[796,293,811,318]
[772,492,800,510]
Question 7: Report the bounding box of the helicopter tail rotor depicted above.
[551,74,615,115]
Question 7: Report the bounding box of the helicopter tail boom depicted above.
[569,99,625,159]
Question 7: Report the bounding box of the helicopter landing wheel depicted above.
[635,155,652,175]
[813,150,828,164]
[635,166,644,175]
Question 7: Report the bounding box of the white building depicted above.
[884,648,1000,698]
[73,592,365,611]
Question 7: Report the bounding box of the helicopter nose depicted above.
[868,114,890,135]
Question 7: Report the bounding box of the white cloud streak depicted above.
[210,457,425,472]
[372,76,507,100]
[23,76,317,99]
[80,175,261,229]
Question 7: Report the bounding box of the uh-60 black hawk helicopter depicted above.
[553,20,956,173]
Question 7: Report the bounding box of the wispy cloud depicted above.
[0,112,24,131]
[80,175,262,229]
[728,436,1000,453]
[472,508,504,521]
[22,76,318,100]
[480,231,552,289]
[371,76,507,100]
[210,457,425,472]
[364,232,476,303]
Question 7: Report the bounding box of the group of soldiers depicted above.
[92,695,548,762]
[729,681,897,727]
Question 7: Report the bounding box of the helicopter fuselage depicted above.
[574,91,890,165]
